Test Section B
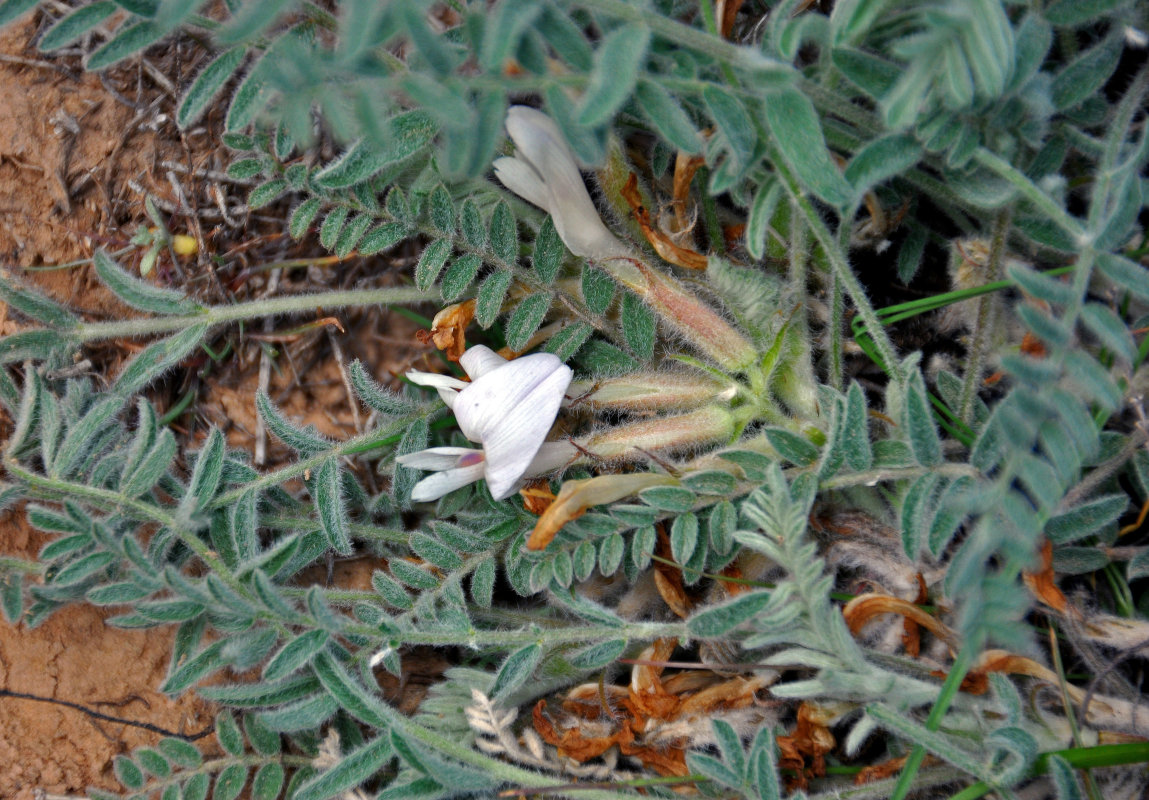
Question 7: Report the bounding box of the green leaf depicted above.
[621,292,655,361]
[639,486,695,512]
[256,390,330,454]
[544,321,593,361]
[290,197,322,240]
[215,710,245,756]
[460,199,485,247]
[842,382,873,471]
[703,86,755,166]
[470,557,496,608]
[1045,0,1134,25]
[480,0,542,73]
[1096,252,1149,301]
[1052,33,1122,110]
[1127,548,1149,581]
[0,330,70,364]
[0,0,38,26]
[686,752,741,791]
[414,238,453,291]
[569,639,627,670]
[474,270,512,329]
[1081,303,1136,363]
[313,651,390,727]
[178,47,246,127]
[429,184,455,231]
[598,532,625,576]
[259,692,338,732]
[844,133,922,196]
[505,293,552,351]
[635,79,701,153]
[410,532,464,571]
[492,643,542,701]
[1045,493,1127,544]
[39,2,117,51]
[577,23,650,127]
[314,112,437,189]
[314,458,352,556]
[1063,350,1120,412]
[348,360,414,416]
[432,251,477,301]
[319,207,348,251]
[905,384,942,466]
[218,0,298,43]
[682,470,737,495]
[161,640,226,694]
[1008,263,1075,306]
[764,87,852,207]
[389,558,438,590]
[833,47,900,98]
[372,568,413,609]
[0,274,78,329]
[581,265,614,315]
[86,20,166,70]
[670,513,699,565]
[1047,754,1084,800]
[212,763,247,800]
[532,216,564,284]
[100,250,199,314]
[488,201,517,263]
[184,773,210,800]
[764,427,820,466]
[337,214,373,259]
[901,473,942,560]
[121,427,176,497]
[114,755,145,790]
[745,181,782,261]
[184,427,225,512]
[247,178,288,209]
[264,629,330,682]
[251,763,285,800]
[50,395,123,478]
[157,737,202,769]
[358,222,407,256]
[292,735,393,800]
[51,551,116,586]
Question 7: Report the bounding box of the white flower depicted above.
[493,106,630,261]
[398,345,575,501]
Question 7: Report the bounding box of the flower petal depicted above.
[396,446,480,470]
[474,365,573,500]
[504,106,629,260]
[493,156,551,212]
[409,462,487,502]
[459,345,508,380]
[453,353,571,443]
[405,370,468,407]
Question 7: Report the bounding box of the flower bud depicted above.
[586,405,736,462]
[569,371,734,413]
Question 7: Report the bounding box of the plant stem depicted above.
[972,149,1085,242]
[579,0,783,70]
[958,208,1011,425]
[889,640,979,800]
[69,286,437,342]
[773,154,904,384]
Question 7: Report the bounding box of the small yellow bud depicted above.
[171,234,198,256]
